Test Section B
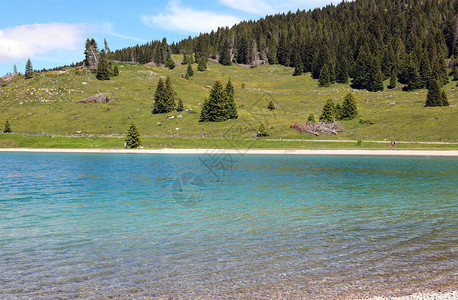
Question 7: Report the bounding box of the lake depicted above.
[0,152,457,298]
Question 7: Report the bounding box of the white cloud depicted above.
[0,23,94,63]
[219,0,334,16]
[102,23,147,43]
[141,1,240,33]
[109,31,147,43]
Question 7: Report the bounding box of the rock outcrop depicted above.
[77,93,112,103]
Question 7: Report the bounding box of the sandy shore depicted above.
[0,148,457,156]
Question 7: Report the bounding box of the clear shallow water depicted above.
[0,153,457,298]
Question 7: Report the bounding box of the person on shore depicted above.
[390,141,396,148]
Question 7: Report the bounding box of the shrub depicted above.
[267,100,275,111]
[257,123,269,137]
[3,120,12,133]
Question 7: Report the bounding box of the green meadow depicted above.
[1,57,457,149]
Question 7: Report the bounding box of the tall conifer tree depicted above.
[125,121,141,148]
[425,80,443,107]
[25,58,33,79]
[320,99,336,122]
[225,79,238,119]
[340,92,358,120]
[319,63,332,87]
[200,81,229,122]
[96,50,110,80]
[152,78,166,114]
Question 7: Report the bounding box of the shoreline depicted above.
[0,148,457,156]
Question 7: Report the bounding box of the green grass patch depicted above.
[1,134,457,150]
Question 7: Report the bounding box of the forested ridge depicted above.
[112,0,458,93]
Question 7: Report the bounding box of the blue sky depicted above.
[0,0,334,76]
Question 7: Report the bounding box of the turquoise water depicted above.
[0,153,457,298]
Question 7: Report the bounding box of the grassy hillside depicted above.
[1,57,457,149]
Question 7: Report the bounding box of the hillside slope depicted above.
[0,59,457,145]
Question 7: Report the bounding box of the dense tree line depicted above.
[112,38,173,65]
[113,0,457,93]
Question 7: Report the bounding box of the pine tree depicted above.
[96,50,110,80]
[25,58,33,79]
[292,52,303,76]
[104,38,110,54]
[293,64,303,76]
[419,51,432,88]
[340,92,358,120]
[432,52,449,86]
[3,119,11,133]
[335,104,342,120]
[267,100,275,111]
[199,81,229,122]
[312,44,332,79]
[199,97,210,121]
[197,56,207,71]
[388,69,397,89]
[257,123,269,137]
[186,63,194,78]
[219,39,232,66]
[125,121,141,148]
[381,45,395,79]
[161,37,169,64]
[153,43,161,65]
[112,65,119,76]
[335,55,349,83]
[164,77,176,112]
[319,63,331,87]
[84,38,99,67]
[237,35,249,64]
[177,99,184,112]
[320,99,336,122]
[277,31,290,66]
[165,55,175,69]
[441,90,449,106]
[402,59,420,91]
[352,44,371,89]
[13,65,17,76]
[452,67,458,81]
[307,113,316,123]
[225,79,237,119]
[152,78,166,114]
[367,57,384,92]
[425,80,443,107]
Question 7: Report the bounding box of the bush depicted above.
[3,120,11,133]
[267,100,275,111]
[257,123,269,137]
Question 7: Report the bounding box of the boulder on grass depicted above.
[77,93,112,103]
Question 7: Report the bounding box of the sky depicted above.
[0,0,335,76]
